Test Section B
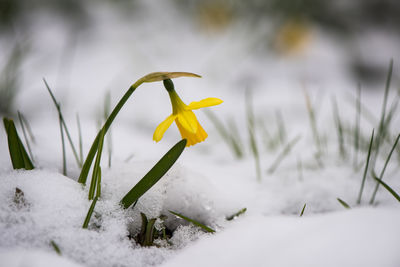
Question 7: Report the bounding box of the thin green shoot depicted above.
[204,110,244,159]
[331,96,346,159]
[246,89,261,181]
[344,91,378,126]
[226,208,247,221]
[354,84,361,169]
[370,59,393,170]
[43,78,82,168]
[169,210,215,233]
[372,173,400,202]
[3,118,34,170]
[120,139,187,209]
[58,109,67,176]
[50,240,62,255]
[382,94,399,134]
[337,198,351,209]
[381,93,400,160]
[357,129,374,204]
[76,114,84,165]
[259,120,277,151]
[137,213,148,245]
[96,167,102,198]
[267,135,301,174]
[88,127,105,200]
[17,111,34,162]
[369,133,400,205]
[299,203,306,216]
[144,217,157,246]
[0,44,26,115]
[227,117,244,156]
[136,213,157,246]
[82,196,98,229]
[104,91,113,168]
[275,110,287,145]
[303,88,323,159]
[124,154,134,163]
[19,112,36,144]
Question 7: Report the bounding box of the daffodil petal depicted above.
[177,110,198,133]
[187,98,223,110]
[153,114,176,142]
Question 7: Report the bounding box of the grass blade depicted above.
[204,110,244,159]
[17,111,34,162]
[357,129,374,204]
[299,203,306,216]
[104,92,113,168]
[267,135,301,174]
[144,218,157,246]
[370,59,393,170]
[303,88,322,159]
[3,118,34,170]
[82,196,98,229]
[369,133,400,205]
[120,139,187,209]
[43,78,82,168]
[76,113,83,165]
[226,208,247,221]
[58,110,67,175]
[354,84,361,169]
[169,210,215,233]
[0,44,25,115]
[372,174,400,202]
[337,198,351,209]
[50,240,62,255]
[88,128,106,200]
[246,89,261,181]
[331,96,346,158]
[275,110,287,145]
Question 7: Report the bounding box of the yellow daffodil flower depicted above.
[153,79,223,147]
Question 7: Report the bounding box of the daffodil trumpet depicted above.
[153,79,223,147]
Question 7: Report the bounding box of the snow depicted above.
[161,208,400,267]
[1,0,400,266]
[0,249,84,267]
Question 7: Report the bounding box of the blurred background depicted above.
[0,0,399,120]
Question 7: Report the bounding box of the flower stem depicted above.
[78,82,142,184]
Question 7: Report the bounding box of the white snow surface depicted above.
[1,1,400,266]
[162,208,400,267]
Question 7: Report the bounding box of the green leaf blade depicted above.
[120,139,187,209]
[82,196,99,229]
[3,118,34,170]
[169,210,215,233]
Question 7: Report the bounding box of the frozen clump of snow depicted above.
[169,225,206,249]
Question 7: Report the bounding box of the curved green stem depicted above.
[78,81,142,184]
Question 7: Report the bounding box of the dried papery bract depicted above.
[133,72,201,87]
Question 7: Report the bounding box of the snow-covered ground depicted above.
[1,1,400,266]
